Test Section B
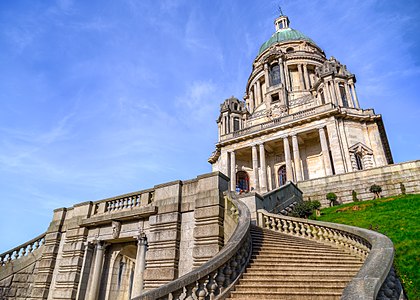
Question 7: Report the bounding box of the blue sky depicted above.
[0,0,419,252]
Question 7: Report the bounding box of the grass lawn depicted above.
[315,194,419,299]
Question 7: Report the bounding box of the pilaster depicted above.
[143,181,182,290]
[30,208,67,299]
[192,173,227,268]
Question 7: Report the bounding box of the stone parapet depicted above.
[297,160,420,205]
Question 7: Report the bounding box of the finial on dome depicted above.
[274,8,290,32]
[278,5,284,16]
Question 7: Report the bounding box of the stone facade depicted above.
[0,172,233,299]
[209,14,393,193]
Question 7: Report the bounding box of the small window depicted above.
[233,117,240,131]
[271,93,280,103]
[286,47,294,53]
[355,153,363,170]
[339,84,348,107]
[269,64,281,86]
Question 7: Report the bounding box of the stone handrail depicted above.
[257,209,402,300]
[0,232,45,266]
[133,198,251,300]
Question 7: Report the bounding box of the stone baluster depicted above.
[171,288,183,300]
[300,223,306,237]
[215,266,226,294]
[224,262,233,287]
[196,277,207,300]
[282,219,288,233]
[185,282,196,300]
[207,271,218,300]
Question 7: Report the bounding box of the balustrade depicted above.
[257,209,402,299]
[0,233,45,267]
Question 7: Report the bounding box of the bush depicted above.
[352,190,359,202]
[326,192,338,207]
[290,200,321,219]
[400,183,406,195]
[369,184,382,199]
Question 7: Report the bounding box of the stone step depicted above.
[246,265,360,272]
[238,278,350,286]
[233,284,345,293]
[251,253,359,261]
[252,247,346,255]
[241,273,354,280]
[229,290,342,299]
[244,268,358,276]
[252,243,340,252]
[248,261,362,268]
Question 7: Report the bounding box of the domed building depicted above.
[209,13,393,193]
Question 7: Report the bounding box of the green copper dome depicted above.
[258,28,316,55]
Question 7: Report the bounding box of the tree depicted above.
[369,184,382,199]
[326,192,338,207]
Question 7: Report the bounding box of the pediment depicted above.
[349,142,373,155]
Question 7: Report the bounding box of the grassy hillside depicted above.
[315,194,419,299]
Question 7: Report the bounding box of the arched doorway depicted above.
[236,171,249,193]
[278,165,287,186]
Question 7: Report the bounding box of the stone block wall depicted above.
[297,160,420,206]
[0,171,230,300]
[0,249,42,299]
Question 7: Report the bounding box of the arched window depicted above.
[269,64,281,86]
[355,153,363,170]
[236,171,249,192]
[286,47,294,53]
[278,165,287,186]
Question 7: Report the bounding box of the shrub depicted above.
[352,190,359,202]
[369,184,382,199]
[400,183,406,195]
[326,192,338,207]
[290,200,321,219]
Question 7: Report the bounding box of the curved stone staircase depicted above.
[228,225,363,299]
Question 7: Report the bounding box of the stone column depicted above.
[264,63,270,89]
[323,81,331,104]
[251,145,260,191]
[131,233,148,298]
[256,80,261,106]
[87,241,106,300]
[303,64,310,90]
[350,82,360,108]
[278,58,285,84]
[284,64,291,91]
[292,135,303,182]
[283,137,293,182]
[250,89,254,112]
[259,143,267,192]
[319,127,333,176]
[298,64,305,91]
[230,151,236,191]
[334,81,343,106]
[329,81,338,105]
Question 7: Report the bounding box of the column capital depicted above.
[264,63,269,69]
[134,231,148,246]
